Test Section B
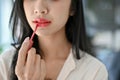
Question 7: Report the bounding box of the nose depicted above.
[34,8,48,15]
[34,2,48,15]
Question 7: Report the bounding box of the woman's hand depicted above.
[15,37,46,80]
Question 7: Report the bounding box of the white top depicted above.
[0,47,108,80]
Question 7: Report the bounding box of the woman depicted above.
[0,0,108,80]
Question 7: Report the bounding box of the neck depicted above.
[38,28,71,60]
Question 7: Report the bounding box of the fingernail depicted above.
[24,37,29,42]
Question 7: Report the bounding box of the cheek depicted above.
[23,2,33,20]
[54,3,70,20]
[23,3,34,28]
[54,7,70,26]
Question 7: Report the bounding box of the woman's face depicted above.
[23,0,71,36]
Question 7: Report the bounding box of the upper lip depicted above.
[32,18,51,24]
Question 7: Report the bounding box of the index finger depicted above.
[17,37,30,67]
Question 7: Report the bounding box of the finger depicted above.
[32,54,41,80]
[40,59,46,80]
[16,37,30,69]
[25,48,36,78]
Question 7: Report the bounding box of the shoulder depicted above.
[0,46,16,69]
[0,46,16,80]
[75,50,106,66]
[74,50,108,79]
[0,46,16,63]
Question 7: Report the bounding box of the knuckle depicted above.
[15,65,19,75]
[18,49,22,55]
[15,66,23,77]
[28,48,36,54]
[23,41,29,47]
[36,54,41,59]
[18,48,26,56]
[32,75,40,80]
[24,73,32,80]
[32,71,41,80]
[24,69,33,80]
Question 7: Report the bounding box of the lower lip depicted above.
[36,22,51,27]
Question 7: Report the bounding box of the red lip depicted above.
[33,18,51,27]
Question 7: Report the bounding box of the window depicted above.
[0,0,13,53]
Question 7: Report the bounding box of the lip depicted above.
[32,18,51,27]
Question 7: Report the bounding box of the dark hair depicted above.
[10,0,90,79]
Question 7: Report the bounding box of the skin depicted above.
[15,0,72,80]
[15,37,46,80]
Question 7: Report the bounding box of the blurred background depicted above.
[83,0,120,80]
[0,0,120,80]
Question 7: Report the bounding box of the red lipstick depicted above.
[29,18,51,48]
[33,18,51,27]
[29,24,39,49]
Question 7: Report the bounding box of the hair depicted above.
[10,0,91,79]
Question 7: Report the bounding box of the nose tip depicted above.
[34,8,48,15]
